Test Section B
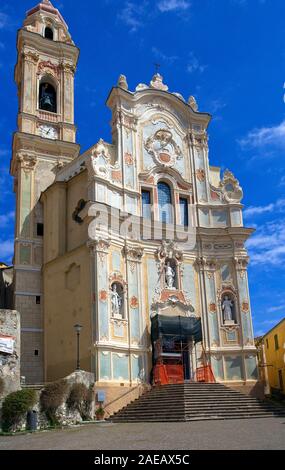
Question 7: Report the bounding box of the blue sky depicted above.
[0,0,285,335]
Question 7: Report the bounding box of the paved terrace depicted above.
[1,418,285,450]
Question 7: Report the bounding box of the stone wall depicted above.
[0,310,21,398]
[95,383,151,418]
[0,369,95,432]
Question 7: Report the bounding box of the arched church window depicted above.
[39,82,57,113]
[158,181,173,224]
[44,27,54,40]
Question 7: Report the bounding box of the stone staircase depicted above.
[110,382,285,422]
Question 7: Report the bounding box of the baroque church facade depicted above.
[11,1,258,393]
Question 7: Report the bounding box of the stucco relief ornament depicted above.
[145,129,182,167]
[149,73,168,91]
[220,169,243,203]
[117,74,128,90]
[87,139,111,180]
[188,95,198,111]
[155,241,183,265]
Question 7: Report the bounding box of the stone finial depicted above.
[117,74,128,90]
[188,95,198,111]
[149,73,168,91]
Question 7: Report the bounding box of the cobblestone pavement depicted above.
[1,418,285,450]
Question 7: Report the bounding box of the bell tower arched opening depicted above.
[39,81,57,113]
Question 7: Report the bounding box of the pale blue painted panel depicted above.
[183,263,196,311]
[231,209,242,227]
[112,251,121,271]
[98,258,108,338]
[212,210,228,227]
[221,264,231,282]
[113,354,129,380]
[147,258,157,315]
[206,276,216,303]
[99,351,111,380]
[224,356,243,380]
[211,356,224,380]
[209,313,220,344]
[198,208,210,227]
[237,276,248,299]
[194,149,205,169]
[130,308,140,340]
[131,355,144,381]
[241,313,253,342]
[113,323,124,337]
[197,181,207,201]
[205,277,220,345]
[99,301,109,338]
[245,355,258,380]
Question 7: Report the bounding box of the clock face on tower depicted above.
[39,125,58,140]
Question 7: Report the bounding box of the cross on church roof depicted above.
[154,63,161,74]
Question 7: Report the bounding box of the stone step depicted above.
[109,382,285,423]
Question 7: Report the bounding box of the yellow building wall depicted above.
[66,170,89,253]
[43,245,92,382]
[264,319,285,394]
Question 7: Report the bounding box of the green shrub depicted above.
[1,389,37,432]
[0,377,4,397]
[40,379,68,425]
[67,383,93,420]
[95,405,105,420]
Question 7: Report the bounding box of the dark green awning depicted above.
[151,314,202,344]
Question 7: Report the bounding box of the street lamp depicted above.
[73,324,83,371]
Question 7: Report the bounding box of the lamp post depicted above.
[73,324,83,371]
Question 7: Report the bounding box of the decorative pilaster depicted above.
[234,257,254,346]
[123,244,144,346]
[197,257,220,348]
[88,238,111,342]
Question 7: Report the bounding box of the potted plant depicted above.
[95,405,105,421]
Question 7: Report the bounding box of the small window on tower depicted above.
[37,223,44,236]
[44,27,54,40]
[36,296,41,305]
[34,350,39,356]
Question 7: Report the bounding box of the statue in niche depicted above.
[111,284,123,318]
[222,295,233,322]
[165,262,175,289]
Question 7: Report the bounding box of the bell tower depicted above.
[10,0,80,383]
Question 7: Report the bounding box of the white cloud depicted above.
[246,218,285,267]
[118,2,146,32]
[267,304,285,313]
[0,239,14,263]
[261,318,283,326]
[239,120,285,149]
[187,52,207,74]
[244,199,285,218]
[0,12,8,29]
[152,47,178,64]
[157,0,191,12]
[0,211,15,228]
[244,203,274,218]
